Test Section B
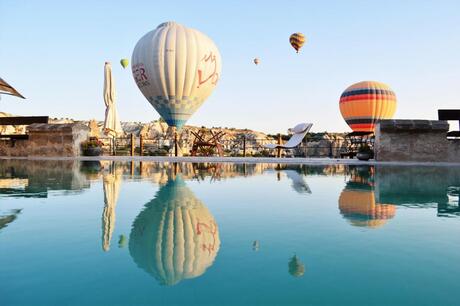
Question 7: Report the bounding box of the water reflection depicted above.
[339,166,396,228]
[0,160,89,198]
[0,209,21,232]
[374,166,460,217]
[288,255,305,277]
[129,175,220,286]
[101,163,123,252]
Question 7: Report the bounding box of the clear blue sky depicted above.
[1,0,459,133]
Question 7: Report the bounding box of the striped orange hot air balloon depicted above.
[339,81,397,132]
[289,33,305,53]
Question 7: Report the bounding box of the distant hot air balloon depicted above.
[289,33,306,53]
[131,21,222,129]
[120,59,129,69]
[339,81,397,132]
[129,176,220,286]
[253,58,260,65]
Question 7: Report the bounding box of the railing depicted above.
[96,134,374,158]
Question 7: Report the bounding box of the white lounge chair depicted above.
[265,123,313,153]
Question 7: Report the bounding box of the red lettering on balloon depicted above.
[197,52,219,88]
[196,219,218,255]
[132,63,150,88]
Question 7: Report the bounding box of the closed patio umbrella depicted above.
[103,62,123,154]
[102,164,123,251]
[0,77,25,99]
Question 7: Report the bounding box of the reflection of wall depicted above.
[375,166,460,205]
[0,160,90,197]
[129,177,220,286]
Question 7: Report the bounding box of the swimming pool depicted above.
[1,160,459,305]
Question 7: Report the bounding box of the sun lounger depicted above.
[438,109,460,139]
[265,123,313,153]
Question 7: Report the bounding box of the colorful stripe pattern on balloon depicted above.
[289,33,305,53]
[339,81,397,132]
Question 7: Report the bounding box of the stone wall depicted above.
[0,123,89,157]
[375,119,460,162]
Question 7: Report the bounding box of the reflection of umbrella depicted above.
[0,77,25,99]
[103,62,123,137]
[339,189,395,228]
[0,209,22,231]
[129,176,220,286]
[102,166,122,251]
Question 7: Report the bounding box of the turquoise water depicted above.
[0,160,459,306]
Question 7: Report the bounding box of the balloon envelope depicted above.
[339,81,397,132]
[129,176,220,286]
[131,21,222,128]
[254,58,260,65]
[289,33,305,53]
[120,59,129,68]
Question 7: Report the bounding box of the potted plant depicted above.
[81,137,103,156]
[356,144,373,161]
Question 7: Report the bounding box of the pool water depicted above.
[1,160,459,305]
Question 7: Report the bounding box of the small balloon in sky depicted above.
[289,33,306,53]
[253,58,260,65]
[120,58,129,69]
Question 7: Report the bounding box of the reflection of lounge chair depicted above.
[285,170,311,194]
[265,123,313,155]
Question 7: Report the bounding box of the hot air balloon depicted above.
[253,58,260,65]
[131,21,222,129]
[289,33,305,53]
[129,176,220,286]
[339,81,397,132]
[120,59,129,69]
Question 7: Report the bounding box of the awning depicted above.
[0,77,25,99]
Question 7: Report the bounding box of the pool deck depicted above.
[1,156,460,166]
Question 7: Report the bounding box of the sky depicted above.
[1,0,459,133]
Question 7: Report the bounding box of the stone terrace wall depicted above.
[375,119,460,162]
[0,123,89,157]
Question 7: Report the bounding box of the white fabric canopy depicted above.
[103,62,123,137]
[0,77,25,99]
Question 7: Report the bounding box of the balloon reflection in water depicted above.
[288,255,305,277]
[339,167,395,228]
[129,176,220,286]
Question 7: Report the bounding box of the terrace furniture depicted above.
[340,131,374,159]
[438,109,460,139]
[0,116,49,141]
[264,123,313,157]
[190,129,225,157]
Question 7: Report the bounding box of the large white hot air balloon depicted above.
[131,21,222,129]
